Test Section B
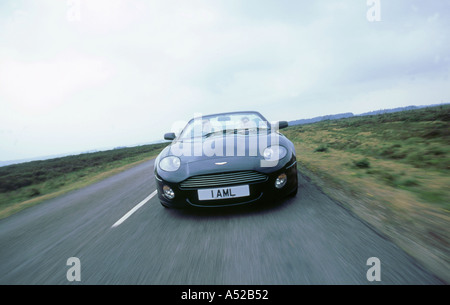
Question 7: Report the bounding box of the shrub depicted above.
[353,158,370,169]
[380,172,399,186]
[314,145,329,153]
[29,188,41,197]
[400,179,420,187]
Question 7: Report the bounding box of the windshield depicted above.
[178,113,270,140]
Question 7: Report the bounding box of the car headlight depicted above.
[159,156,181,172]
[263,145,287,161]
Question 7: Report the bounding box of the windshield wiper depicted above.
[203,129,236,138]
[203,132,217,138]
[204,128,270,138]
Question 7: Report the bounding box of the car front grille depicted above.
[180,171,268,189]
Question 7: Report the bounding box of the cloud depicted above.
[0,0,449,160]
[0,54,113,115]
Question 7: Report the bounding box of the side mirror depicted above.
[273,121,289,130]
[164,132,176,141]
[279,121,289,129]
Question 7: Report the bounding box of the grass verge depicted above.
[0,143,166,220]
[283,105,449,283]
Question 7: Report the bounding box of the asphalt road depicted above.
[0,159,443,284]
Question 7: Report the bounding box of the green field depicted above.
[284,105,449,209]
[0,143,166,219]
[283,104,450,282]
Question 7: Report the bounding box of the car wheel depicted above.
[289,187,298,197]
[160,201,171,208]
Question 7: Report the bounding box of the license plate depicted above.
[198,185,250,201]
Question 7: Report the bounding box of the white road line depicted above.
[111,190,158,228]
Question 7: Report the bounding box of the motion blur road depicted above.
[0,159,443,284]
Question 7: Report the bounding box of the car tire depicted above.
[160,201,171,208]
[288,187,298,197]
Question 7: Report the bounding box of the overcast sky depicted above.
[0,0,449,161]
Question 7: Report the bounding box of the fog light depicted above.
[275,173,287,189]
[163,185,175,199]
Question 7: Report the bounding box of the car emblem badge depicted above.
[215,162,228,166]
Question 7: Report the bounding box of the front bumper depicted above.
[155,157,298,208]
